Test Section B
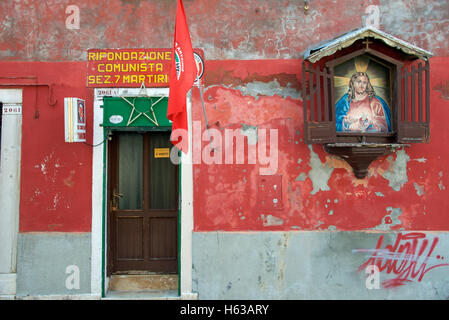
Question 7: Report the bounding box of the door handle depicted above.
[111,191,124,211]
[113,192,124,199]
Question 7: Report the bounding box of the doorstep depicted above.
[107,274,178,291]
[103,289,180,300]
[104,274,197,300]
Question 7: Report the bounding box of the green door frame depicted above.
[100,95,181,297]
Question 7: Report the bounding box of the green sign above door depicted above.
[103,96,172,128]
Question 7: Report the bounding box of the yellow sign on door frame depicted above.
[154,148,170,158]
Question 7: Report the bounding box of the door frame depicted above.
[91,87,194,298]
[0,89,22,297]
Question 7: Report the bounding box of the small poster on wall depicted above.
[64,97,86,143]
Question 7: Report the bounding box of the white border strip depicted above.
[91,87,194,297]
[0,89,22,296]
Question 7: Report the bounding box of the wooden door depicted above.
[107,131,179,274]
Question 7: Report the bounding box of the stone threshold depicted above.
[108,274,178,291]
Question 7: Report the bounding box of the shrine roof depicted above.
[303,26,433,63]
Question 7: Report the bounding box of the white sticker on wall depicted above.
[109,115,123,124]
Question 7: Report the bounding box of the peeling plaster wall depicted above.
[1,0,449,298]
[0,62,94,232]
[0,0,448,60]
[193,57,449,232]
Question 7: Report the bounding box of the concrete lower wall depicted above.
[192,231,449,299]
[16,233,91,296]
[13,231,449,298]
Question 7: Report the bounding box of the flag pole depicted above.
[196,75,214,148]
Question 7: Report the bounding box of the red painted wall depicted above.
[192,57,449,231]
[1,1,447,61]
[5,59,448,233]
[1,0,448,234]
[0,62,94,232]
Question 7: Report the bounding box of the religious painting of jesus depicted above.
[334,55,392,133]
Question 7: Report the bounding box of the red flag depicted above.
[167,0,197,154]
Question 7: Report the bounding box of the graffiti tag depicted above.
[355,232,449,288]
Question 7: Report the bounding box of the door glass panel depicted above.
[149,132,176,209]
[118,133,143,210]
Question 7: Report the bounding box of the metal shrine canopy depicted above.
[303,25,433,64]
